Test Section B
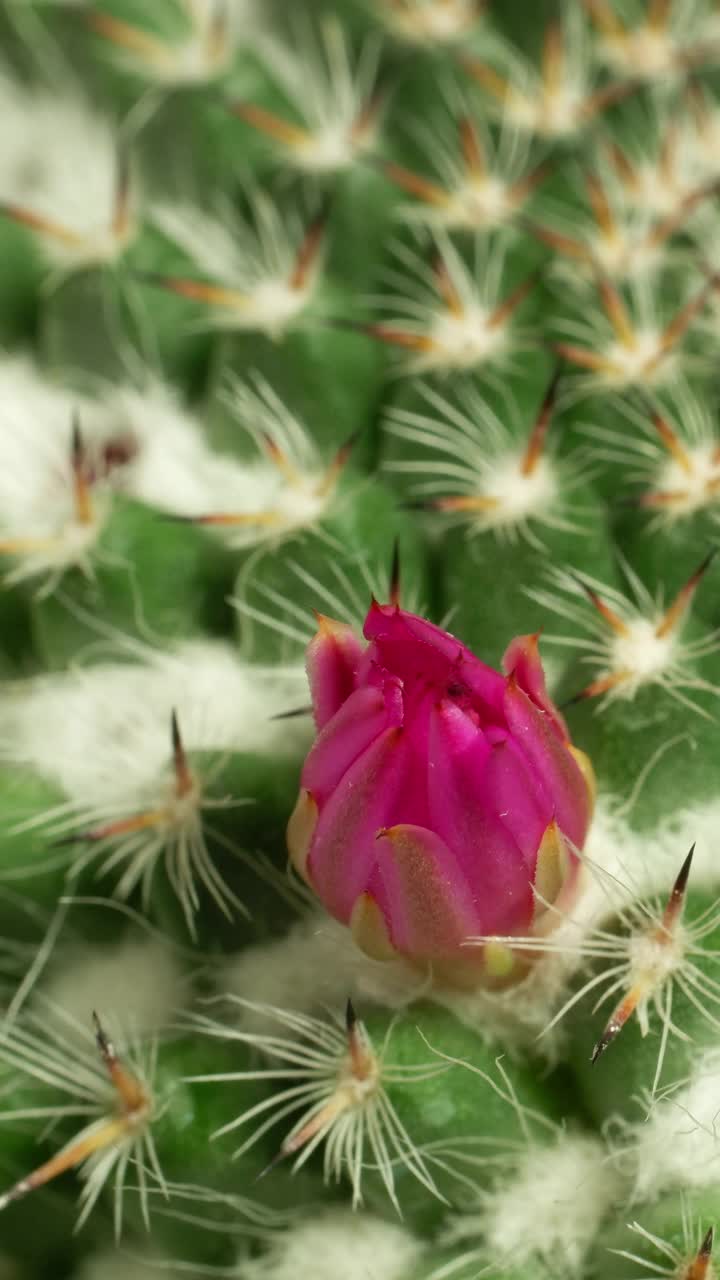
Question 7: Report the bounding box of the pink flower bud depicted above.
[288,602,594,986]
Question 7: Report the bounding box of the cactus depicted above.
[1,0,720,1277]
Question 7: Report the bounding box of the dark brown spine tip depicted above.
[71,411,83,463]
[543,361,563,404]
[92,1010,109,1052]
[589,1034,608,1065]
[694,547,718,579]
[345,997,358,1033]
[700,1225,714,1259]
[49,832,85,849]
[255,1148,286,1182]
[673,842,696,899]
[171,708,182,755]
[269,705,312,721]
[559,689,589,710]
[590,1017,621,1064]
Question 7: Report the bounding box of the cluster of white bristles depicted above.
[3,2,720,1280]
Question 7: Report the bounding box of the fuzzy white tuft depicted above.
[0,76,136,269]
[105,376,252,516]
[0,356,113,587]
[103,373,348,548]
[0,641,308,928]
[620,1047,720,1200]
[446,1132,620,1277]
[221,912,421,1032]
[39,936,184,1038]
[0,639,308,794]
[241,1207,423,1280]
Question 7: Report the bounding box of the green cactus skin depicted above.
[2,2,720,1278]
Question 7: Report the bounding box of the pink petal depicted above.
[426,700,535,934]
[374,824,480,958]
[306,725,408,921]
[478,736,551,867]
[503,675,590,848]
[302,676,403,806]
[362,602,506,721]
[306,615,365,729]
[502,633,567,738]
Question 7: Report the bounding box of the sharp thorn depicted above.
[269,705,312,721]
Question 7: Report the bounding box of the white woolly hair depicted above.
[221,912,426,1036]
[0,639,309,803]
[240,1208,423,1280]
[0,355,114,586]
[445,1132,620,1278]
[0,640,307,931]
[0,354,104,522]
[0,75,135,269]
[38,935,185,1038]
[618,1047,720,1200]
[105,376,273,518]
[107,372,347,545]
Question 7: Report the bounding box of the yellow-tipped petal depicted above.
[349,892,397,962]
[566,744,596,814]
[286,789,318,883]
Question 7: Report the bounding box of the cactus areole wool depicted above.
[288,602,594,987]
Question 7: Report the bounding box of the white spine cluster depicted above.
[149,192,324,337]
[0,76,137,270]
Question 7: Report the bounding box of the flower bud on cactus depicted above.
[287,601,594,986]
